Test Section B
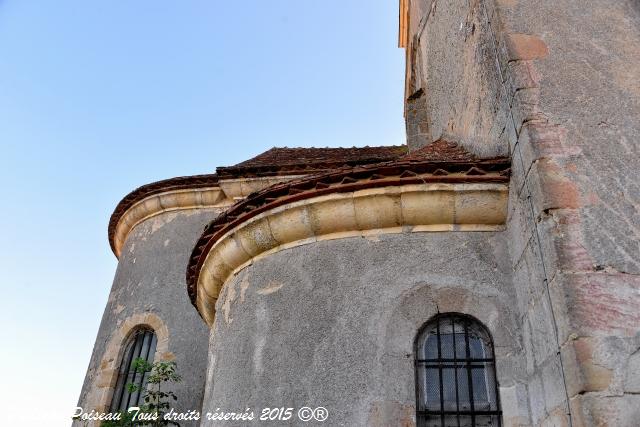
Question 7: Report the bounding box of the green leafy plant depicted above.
[102,358,182,427]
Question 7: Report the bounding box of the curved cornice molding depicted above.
[186,158,510,326]
[109,174,219,257]
[109,175,296,258]
[111,186,229,257]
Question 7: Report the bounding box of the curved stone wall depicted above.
[194,182,508,325]
[201,233,530,426]
[109,175,293,258]
[76,208,223,426]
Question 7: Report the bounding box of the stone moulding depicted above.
[188,164,510,325]
[109,175,296,258]
[111,187,229,257]
[109,174,220,257]
[108,146,406,258]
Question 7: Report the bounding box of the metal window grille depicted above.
[415,314,502,427]
[110,328,157,412]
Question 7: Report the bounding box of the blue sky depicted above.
[0,1,404,424]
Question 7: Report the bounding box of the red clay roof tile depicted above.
[217,145,407,177]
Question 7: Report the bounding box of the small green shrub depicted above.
[101,358,182,427]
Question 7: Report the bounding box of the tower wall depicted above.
[402,0,640,425]
[76,208,220,426]
[202,233,530,426]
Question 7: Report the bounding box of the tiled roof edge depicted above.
[186,153,511,312]
[108,174,220,255]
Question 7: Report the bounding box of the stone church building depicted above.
[77,1,640,426]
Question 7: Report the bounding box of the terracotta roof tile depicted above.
[109,141,509,259]
[234,146,408,166]
[186,146,511,309]
[217,145,407,178]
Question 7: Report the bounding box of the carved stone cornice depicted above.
[186,157,510,325]
[109,175,296,258]
[108,145,407,257]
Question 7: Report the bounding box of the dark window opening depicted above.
[415,313,501,427]
[110,328,157,412]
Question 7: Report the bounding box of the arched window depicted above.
[110,328,157,412]
[415,313,501,427]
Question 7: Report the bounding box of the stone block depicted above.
[500,383,532,427]
[624,347,640,393]
[506,193,532,267]
[539,407,569,427]
[549,272,640,343]
[518,123,556,172]
[518,122,580,176]
[528,373,546,426]
[511,88,544,134]
[405,91,431,151]
[454,187,508,225]
[354,193,403,230]
[501,111,518,155]
[510,143,528,199]
[536,209,594,279]
[540,355,568,416]
[512,248,535,320]
[505,61,540,106]
[401,187,455,226]
[577,393,640,427]
[506,34,549,61]
[527,294,558,366]
[267,205,315,245]
[526,159,580,219]
[308,195,358,236]
[561,337,613,397]
[95,369,116,388]
[568,394,587,427]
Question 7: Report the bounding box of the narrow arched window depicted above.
[110,328,157,412]
[415,313,501,427]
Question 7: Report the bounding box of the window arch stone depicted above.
[414,313,502,426]
[377,281,529,426]
[84,312,171,412]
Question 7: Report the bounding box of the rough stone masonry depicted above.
[76,1,640,426]
[402,0,640,425]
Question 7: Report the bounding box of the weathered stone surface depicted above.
[505,34,549,61]
[201,233,528,426]
[406,0,511,157]
[404,0,640,425]
[528,374,546,426]
[549,272,640,342]
[75,210,217,426]
[367,401,415,427]
[77,1,640,426]
[500,384,532,427]
[405,89,431,148]
[572,393,640,427]
[505,0,640,275]
[625,347,640,393]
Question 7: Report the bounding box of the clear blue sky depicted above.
[0,1,404,424]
